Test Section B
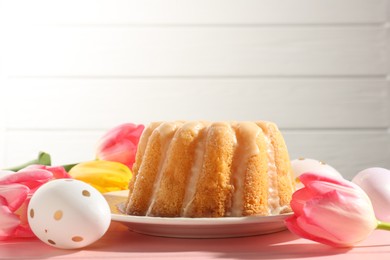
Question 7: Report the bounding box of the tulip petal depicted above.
[118,123,144,140]
[307,180,359,197]
[0,184,29,212]
[300,173,354,189]
[97,123,143,150]
[300,173,370,201]
[13,225,34,238]
[285,215,343,247]
[47,166,72,179]
[96,123,144,168]
[295,215,348,247]
[0,169,53,190]
[0,204,20,240]
[98,140,136,166]
[25,165,71,179]
[290,188,313,215]
[285,215,314,240]
[0,171,16,178]
[69,160,132,193]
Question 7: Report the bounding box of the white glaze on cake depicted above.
[264,133,280,215]
[146,122,182,216]
[230,122,261,216]
[181,122,207,216]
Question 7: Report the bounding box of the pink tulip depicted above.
[96,123,144,169]
[0,165,71,240]
[285,173,378,247]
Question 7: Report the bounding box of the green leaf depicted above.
[37,151,51,166]
[62,163,78,172]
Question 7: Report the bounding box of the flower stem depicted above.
[377,221,390,231]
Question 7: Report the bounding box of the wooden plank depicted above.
[4,27,387,77]
[2,0,387,25]
[3,129,389,180]
[0,87,6,167]
[0,12,5,166]
[4,78,389,129]
[2,130,104,168]
[284,131,390,180]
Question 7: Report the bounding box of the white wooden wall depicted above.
[0,0,389,180]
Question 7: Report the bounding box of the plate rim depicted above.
[111,212,294,226]
[104,190,293,226]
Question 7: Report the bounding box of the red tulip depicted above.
[96,123,144,169]
[285,173,380,247]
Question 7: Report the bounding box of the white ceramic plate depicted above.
[104,190,293,238]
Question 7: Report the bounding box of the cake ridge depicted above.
[182,122,236,217]
[181,122,208,217]
[229,122,261,216]
[127,121,181,215]
[149,121,204,216]
[126,121,162,210]
[146,121,183,216]
[257,121,294,215]
[259,122,280,214]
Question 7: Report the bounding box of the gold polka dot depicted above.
[82,190,91,197]
[54,210,63,221]
[298,157,305,160]
[48,239,56,245]
[72,236,84,242]
[30,209,34,218]
[319,161,326,165]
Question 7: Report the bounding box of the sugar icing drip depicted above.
[264,128,280,215]
[136,122,162,162]
[146,122,182,216]
[230,122,260,217]
[181,123,209,217]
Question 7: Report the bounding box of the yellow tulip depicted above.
[69,160,132,193]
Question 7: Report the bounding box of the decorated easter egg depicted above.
[352,167,390,222]
[291,158,343,188]
[28,179,111,249]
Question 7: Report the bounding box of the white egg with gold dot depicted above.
[353,168,390,222]
[291,158,343,189]
[28,179,111,249]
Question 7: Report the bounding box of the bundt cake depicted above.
[126,121,295,218]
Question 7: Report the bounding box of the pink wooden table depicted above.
[1,221,390,259]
